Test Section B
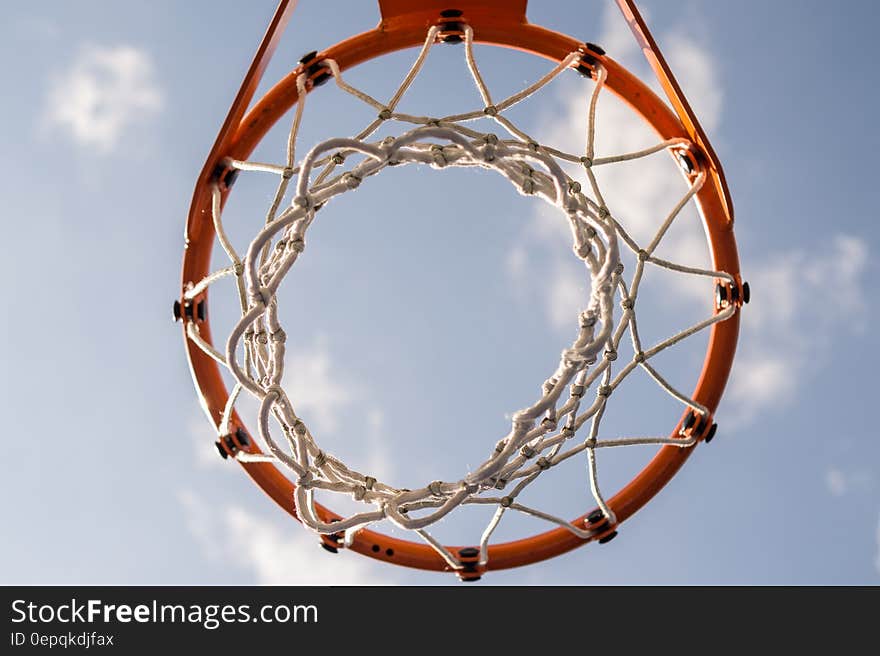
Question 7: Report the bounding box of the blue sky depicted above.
[1,0,878,585]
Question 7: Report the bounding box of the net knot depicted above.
[520,445,537,459]
[331,152,346,165]
[297,471,314,488]
[500,496,513,508]
[634,351,646,363]
[480,134,498,162]
[429,481,444,496]
[621,298,634,310]
[580,156,593,168]
[250,287,272,309]
[520,163,536,194]
[264,385,284,402]
[483,105,498,117]
[342,172,362,189]
[381,139,402,165]
[597,385,612,398]
[288,237,305,253]
[294,194,314,210]
[597,205,610,219]
[575,242,592,259]
[282,166,295,180]
[580,312,597,328]
[313,450,327,468]
[430,144,449,167]
[568,180,582,194]
[378,108,392,120]
[536,457,551,470]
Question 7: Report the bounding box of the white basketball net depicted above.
[184,25,737,571]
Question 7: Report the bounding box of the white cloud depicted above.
[727,355,793,425]
[178,489,393,585]
[746,236,868,334]
[507,6,872,433]
[182,338,356,469]
[511,5,723,329]
[187,410,228,471]
[597,2,640,63]
[362,408,394,481]
[223,506,393,585]
[547,262,586,331]
[825,468,847,497]
[178,490,225,562]
[596,5,722,134]
[283,336,350,435]
[726,235,870,425]
[822,466,875,499]
[181,338,398,581]
[505,244,528,281]
[44,44,163,153]
[278,337,395,480]
[190,335,394,481]
[663,36,723,135]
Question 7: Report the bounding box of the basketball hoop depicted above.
[177,0,746,580]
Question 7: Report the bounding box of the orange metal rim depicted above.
[181,0,741,575]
